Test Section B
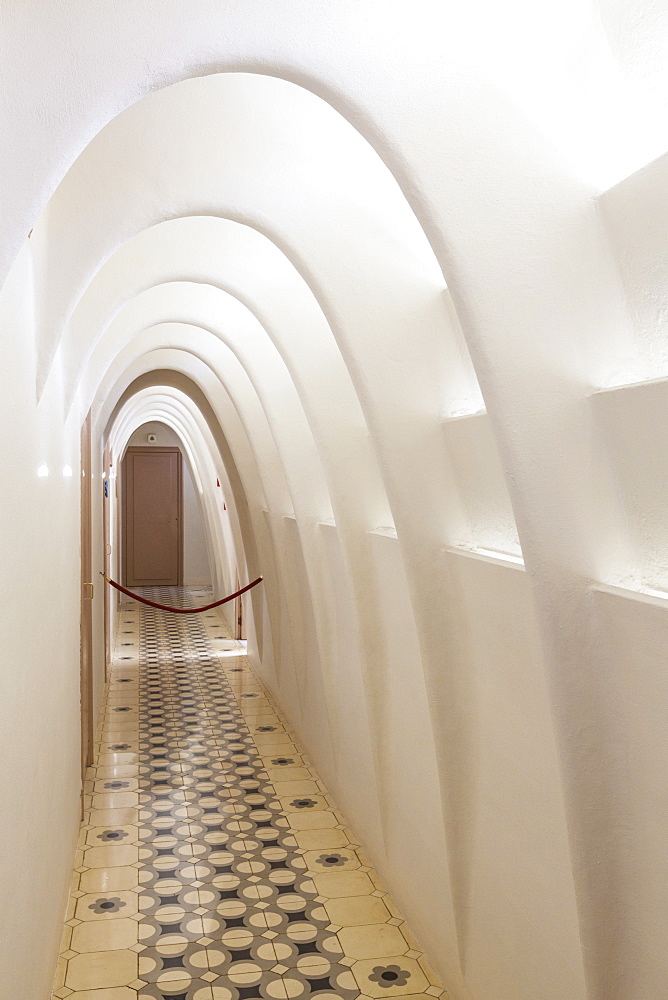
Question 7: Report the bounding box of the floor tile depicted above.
[266,768,311,783]
[79,865,139,893]
[94,779,140,793]
[325,895,392,927]
[312,871,376,898]
[294,828,350,851]
[352,957,430,997]
[65,950,138,990]
[338,924,410,959]
[67,989,137,1000]
[51,587,448,1000]
[97,754,139,767]
[83,846,140,868]
[286,809,338,831]
[273,779,320,797]
[86,827,139,847]
[303,848,360,873]
[89,809,139,828]
[251,732,290,745]
[75,891,138,921]
[71,918,139,953]
[259,745,300,759]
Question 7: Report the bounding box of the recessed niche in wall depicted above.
[442,411,521,558]
[593,376,668,592]
[600,151,668,381]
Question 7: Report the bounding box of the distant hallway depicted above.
[51,588,445,1000]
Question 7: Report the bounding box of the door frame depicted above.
[122,446,183,587]
[80,412,94,798]
[234,570,246,640]
[103,442,112,677]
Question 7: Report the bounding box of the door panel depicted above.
[234,571,247,640]
[103,443,112,676]
[80,412,94,794]
[123,447,182,586]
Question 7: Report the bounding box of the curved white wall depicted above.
[3,7,668,1000]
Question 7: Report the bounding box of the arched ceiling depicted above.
[5,9,668,998]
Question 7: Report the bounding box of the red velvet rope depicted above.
[101,573,263,614]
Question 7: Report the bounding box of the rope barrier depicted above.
[100,572,263,614]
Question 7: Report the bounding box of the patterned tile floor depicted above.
[51,587,447,1000]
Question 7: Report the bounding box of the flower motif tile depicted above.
[83,895,132,917]
[304,849,360,872]
[354,957,430,998]
[91,828,132,844]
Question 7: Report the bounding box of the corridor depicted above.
[51,589,445,1000]
[9,5,668,998]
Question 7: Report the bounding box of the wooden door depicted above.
[102,443,114,679]
[80,412,94,792]
[123,447,182,587]
[234,571,247,640]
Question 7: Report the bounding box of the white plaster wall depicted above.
[448,551,585,1000]
[126,421,212,586]
[365,530,458,986]
[590,584,668,998]
[0,246,82,999]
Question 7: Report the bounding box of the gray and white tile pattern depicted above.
[51,587,447,1000]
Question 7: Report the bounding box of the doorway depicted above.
[80,412,94,795]
[122,446,183,586]
[234,571,247,640]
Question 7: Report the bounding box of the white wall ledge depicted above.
[589,374,668,397]
[442,407,487,423]
[446,544,525,570]
[370,524,398,538]
[591,580,668,608]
